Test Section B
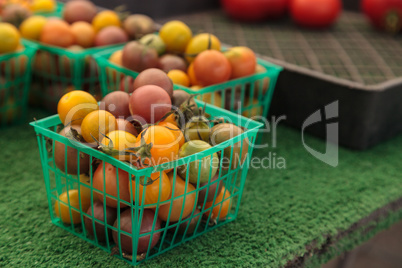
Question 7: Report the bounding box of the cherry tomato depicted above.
[159,20,192,53]
[55,189,90,224]
[221,0,288,21]
[92,162,131,208]
[290,0,341,28]
[100,130,137,161]
[158,121,185,148]
[203,186,232,220]
[92,10,121,33]
[109,50,123,66]
[362,0,402,32]
[129,171,171,207]
[81,110,117,145]
[187,62,199,86]
[79,174,97,204]
[185,33,221,63]
[129,85,172,124]
[135,125,179,167]
[193,50,232,86]
[167,70,190,87]
[158,173,197,222]
[54,126,90,175]
[225,46,256,79]
[57,90,98,126]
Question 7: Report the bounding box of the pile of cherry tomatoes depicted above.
[107,20,269,117]
[53,69,249,255]
[15,0,156,49]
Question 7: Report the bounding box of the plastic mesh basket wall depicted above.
[0,40,37,127]
[30,100,262,265]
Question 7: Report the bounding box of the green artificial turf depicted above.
[1,110,402,267]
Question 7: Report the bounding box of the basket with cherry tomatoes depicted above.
[17,1,158,112]
[93,20,282,121]
[30,79,263,264]
[0,25,37,127]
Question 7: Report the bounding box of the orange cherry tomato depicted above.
[81,110,117,145]
[167,69,190,87]
[203,187,232,220]
[135,125,179,167]
[193,50,232,86]
[187,62,199,86]
[158,121,185,148]
[224,46,256,79]
[158,173,197,222]
[57,90,98,126]
[109,50,123,66]
[129,171,171,207]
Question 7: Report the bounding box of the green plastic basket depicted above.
[30,99,263,265]
[0,40,37,127]
[25,40,125,113]
[94,44,282,120]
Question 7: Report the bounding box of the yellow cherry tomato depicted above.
[101,130,137,161]
[167,69,190,87]
[55,189,90,224]
[92,10,121,33]
[30,0,56,13]
[19,16,47,41]
[0,23,20,54]
[159,20,192,53]
[185,33,221,63]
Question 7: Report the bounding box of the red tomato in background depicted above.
[361,0,402,33]
[290,0,342,28]
[221,0,289,21]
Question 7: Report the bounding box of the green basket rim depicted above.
[23,38,126,57]
[30,99,263,176]
[0,39,38,61]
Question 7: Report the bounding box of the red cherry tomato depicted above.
[290,0,342,28]
[361,0,402,32]
[221,0,288,21]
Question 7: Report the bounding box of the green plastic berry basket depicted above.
[94,45,282,120]
[22,0,121,113]
[30,99,263,265]
[24,38,125,113]
[0,39,38,127]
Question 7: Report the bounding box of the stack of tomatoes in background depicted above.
[221,0,342,28]
[221,0,402,33]
[22,0,159,112]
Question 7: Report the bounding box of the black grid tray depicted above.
[159,10,402,150]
